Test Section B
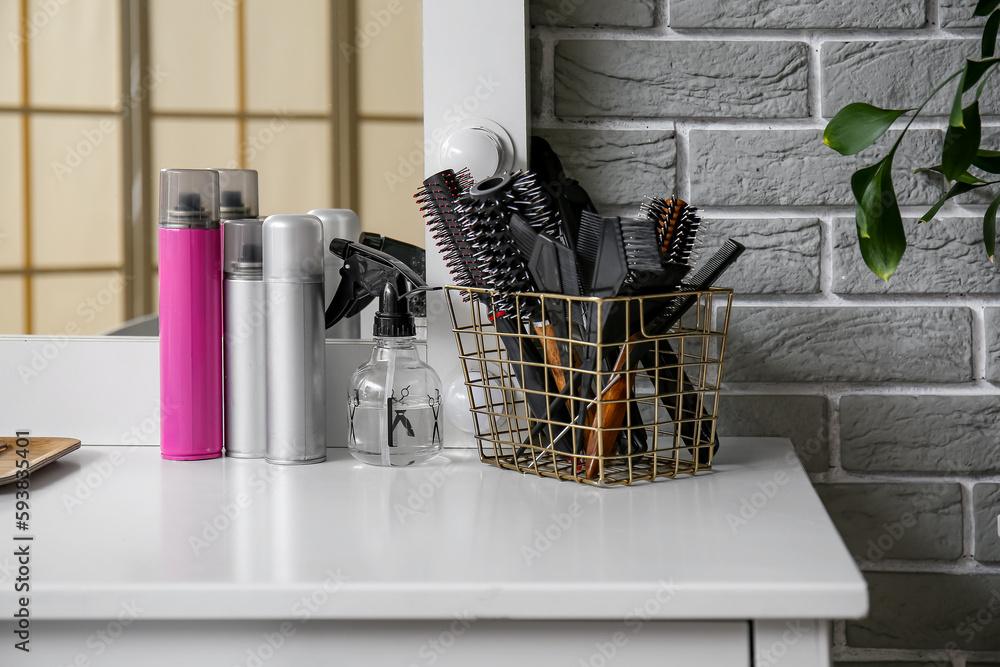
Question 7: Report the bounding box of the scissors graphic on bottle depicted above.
[387,387,415,446]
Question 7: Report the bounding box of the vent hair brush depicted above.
[416,168,481,293]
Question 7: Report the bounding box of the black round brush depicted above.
[456,179,539,320]
[415,168,482,296]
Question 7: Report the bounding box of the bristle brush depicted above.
[582,240,746,479]
[427,170,576,449]
[416,169,564,444]
[642,196,702,265]
[462,179,581,414]
[416,169,480,291]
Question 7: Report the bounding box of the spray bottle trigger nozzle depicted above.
[400,285,441,301]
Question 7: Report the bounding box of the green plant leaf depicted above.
[943,101,982,181]
[851,155,906,280]
[951,59,1000,127]
[823,103,911,156]
[920,182,977,223]
[951,70,968,127]
[976,0,1000,17]
[851,161,883,238]
[965,58,1000,93]
[973,149,1000,173]
[914,164,987,184]
[984,10,1000,57]
[985,194,1000,261]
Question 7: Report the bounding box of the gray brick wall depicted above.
[530,1,1000,664]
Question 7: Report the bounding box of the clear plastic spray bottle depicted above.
[326,240,442,466]
[347,276,443,466]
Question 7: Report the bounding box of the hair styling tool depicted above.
[530,136,598,251]
[508,213,585,394]
[604,218,689,459]
[582,240,745,478]
[158,169,223,461]
[457,176,541,320]
[573,213,666,457]
[458,174,579,449]
[416,170,571,448]
[577,212,628,298]
[416,168,481,297]
[638,196,714,462]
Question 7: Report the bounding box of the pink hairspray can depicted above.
[158,168,223,460]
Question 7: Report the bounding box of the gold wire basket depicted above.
[446,286,734,487]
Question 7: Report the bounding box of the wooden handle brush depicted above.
[583,334,639,478]
[582,240,747,479]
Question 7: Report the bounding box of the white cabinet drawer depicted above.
[13,620,749,667]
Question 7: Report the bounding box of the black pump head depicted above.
[374,276,417,337]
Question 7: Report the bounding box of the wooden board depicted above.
[0,437,81,485]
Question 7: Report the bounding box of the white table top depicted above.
[0,438,867,621]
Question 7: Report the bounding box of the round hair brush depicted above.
[640,196,702,266]
[455,171,561,319]
[415,168,481,296]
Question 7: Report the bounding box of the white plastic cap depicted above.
[158,169,220,229]
[217,169,260,219]
[262,214,324,283]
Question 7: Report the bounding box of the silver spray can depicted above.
[263,214,327,464]
[308,209,361,339]
[223,217,266,458]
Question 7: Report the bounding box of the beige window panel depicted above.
[2,0,424,335]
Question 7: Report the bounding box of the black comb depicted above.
[638,239,746,464]
[509,213,562,294]
[644,238,746,338]
[618,218,689,294]
[577,211,628,297]
[527,239,746,445]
